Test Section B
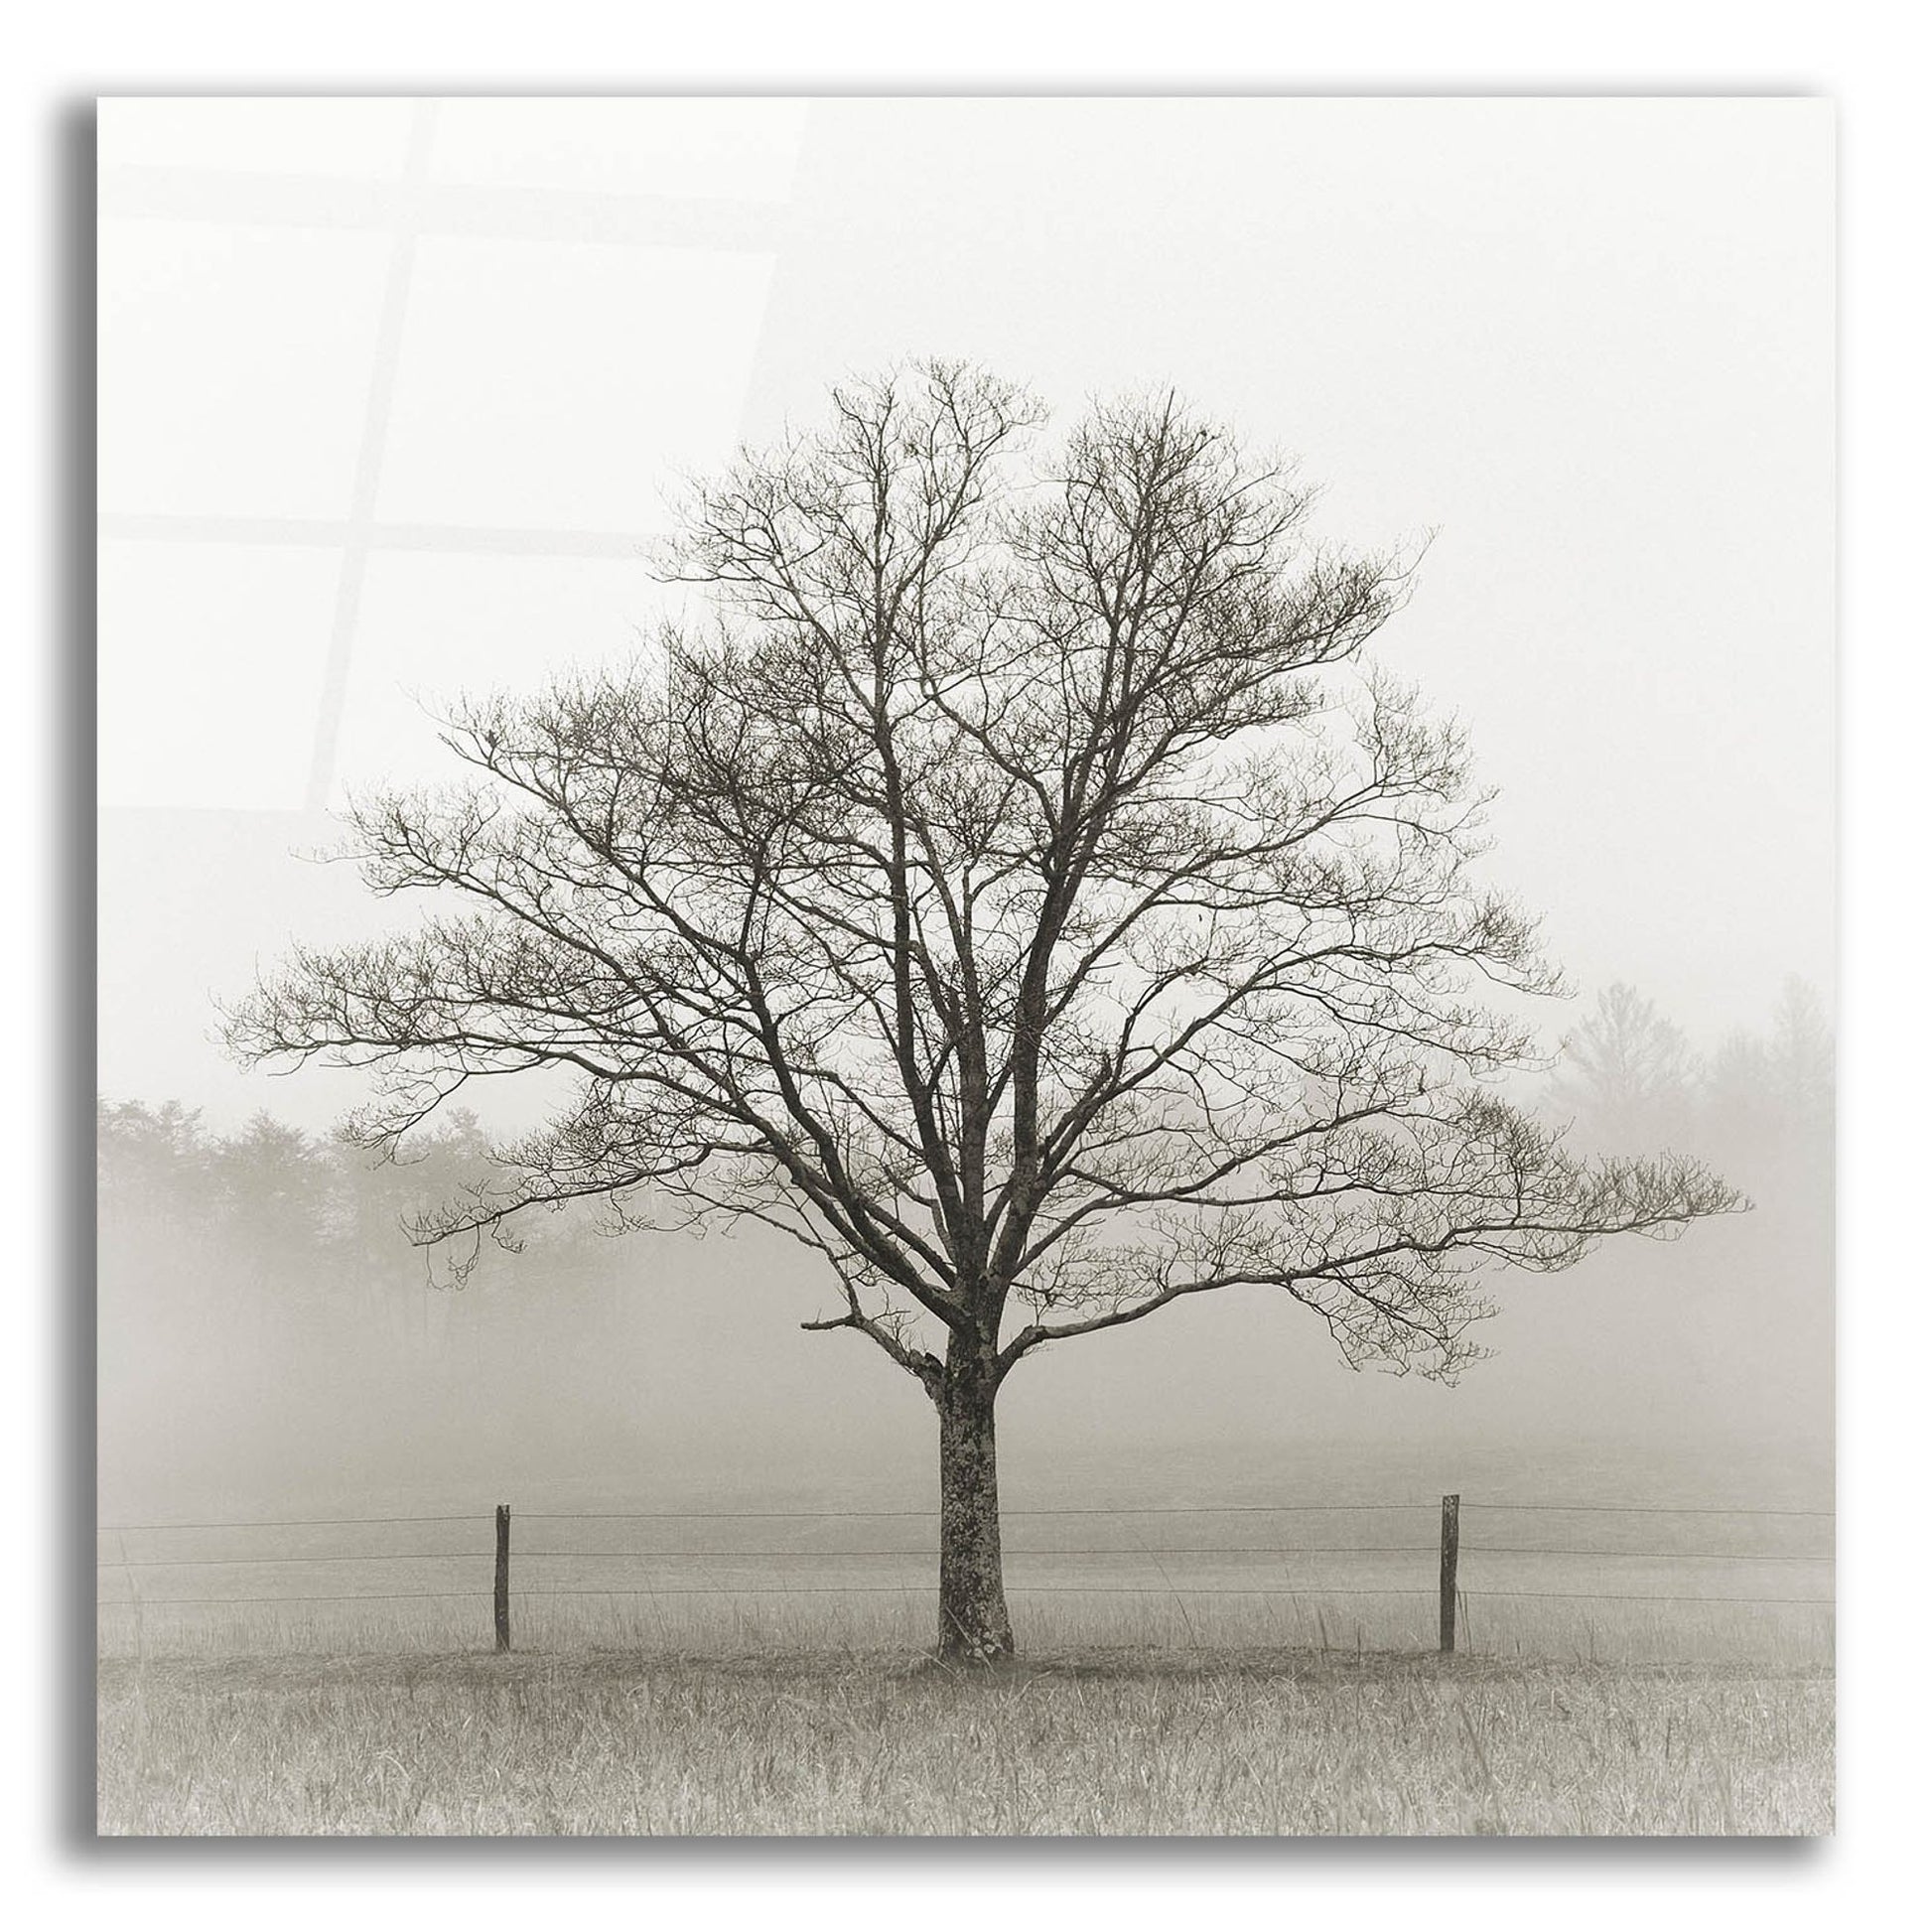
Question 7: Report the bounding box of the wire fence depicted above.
[96,1494,1835,1658]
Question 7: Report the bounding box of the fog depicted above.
[95,979,1832,1527]
[95,98,1834,1524]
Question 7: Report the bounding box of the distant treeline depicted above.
[1549,977,1832,1176]
[97,976,1832,1329]
[96,1100,613,1335]
[94,979,1834,1512]
[96,1096,643,1511]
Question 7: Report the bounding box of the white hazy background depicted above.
[95,97,1833,1519]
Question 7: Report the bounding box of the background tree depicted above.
[1764,977,1835,1133]
[1699,978,1834,1169]
[1551,983,1701,1152]
[97,1098,213,1236]
[227,362,1739,1662]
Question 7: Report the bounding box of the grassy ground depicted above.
[96,1645,1833,1837]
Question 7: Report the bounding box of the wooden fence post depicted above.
[1439,1493,1459,1654]
[494,1504,511,1652]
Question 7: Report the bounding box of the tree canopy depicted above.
[229,362,1739,1398]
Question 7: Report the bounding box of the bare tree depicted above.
[1552,983,1700,1150]
[1766,977,1835,1127]
[227,362,1739,1662]
[1702,976,1834,1173]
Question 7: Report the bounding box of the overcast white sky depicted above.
[95,97,1833,1133]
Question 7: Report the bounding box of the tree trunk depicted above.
[935,1341,1014,1663]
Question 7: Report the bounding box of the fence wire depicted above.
[96,1496,1837,1633]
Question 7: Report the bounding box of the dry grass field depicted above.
[96,1643,1832,1837]
[97,1447,1833,1835]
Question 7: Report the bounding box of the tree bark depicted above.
[935,1339,1014,1662]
